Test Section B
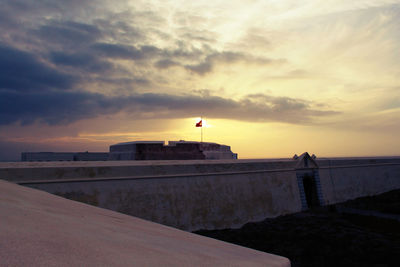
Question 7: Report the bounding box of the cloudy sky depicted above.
[1,0,399,160]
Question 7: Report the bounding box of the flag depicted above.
[196,120,202,127]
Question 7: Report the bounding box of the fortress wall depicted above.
[0,160,300,231]
[1,156,400,231]
[24,170,300,231]
[317,158,400,205]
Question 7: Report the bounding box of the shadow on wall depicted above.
[303,174,320,208]
[54,190,99,207]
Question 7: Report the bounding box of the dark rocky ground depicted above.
[195,190,400,267]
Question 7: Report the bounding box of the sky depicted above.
[0,0,399,160]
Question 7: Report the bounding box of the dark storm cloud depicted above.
[0,90,118,125]
[154,59,181,69]
[49,51,113,73]
[185,62,213,75]
[0,88,337,126]
[0,2,282,86]
[33,21,102,46]
[95,77,151,87]
[128,93,337,123]
[0,0,328,127]
[1,0,92,12]
[0,44,76,91]
[131,93,237,111]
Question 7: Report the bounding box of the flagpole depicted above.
[201,117,203,143]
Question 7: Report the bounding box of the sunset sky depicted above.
[1,0,399,160]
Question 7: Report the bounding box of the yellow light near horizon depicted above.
[172,117,400,159]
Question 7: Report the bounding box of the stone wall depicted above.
[0,159,300,231]
[24,170,300,231]
[1,155,400,231]
[317,157,400,205]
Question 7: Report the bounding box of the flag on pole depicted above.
[196,120,202,127]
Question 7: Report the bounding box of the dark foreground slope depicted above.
[195,190,400,267]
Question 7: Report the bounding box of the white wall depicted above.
[2,157,400,231]
[318,160,400,205]
[21,167,301,231]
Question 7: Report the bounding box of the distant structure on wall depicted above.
[21,141,237,161]
[109,141,237,160]
[21,152,109,162]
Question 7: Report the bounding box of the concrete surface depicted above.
[0,180,290,267]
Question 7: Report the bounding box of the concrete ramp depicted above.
[0,180,290,267]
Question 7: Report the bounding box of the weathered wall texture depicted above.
[317,158,400,205]
[26,171,300,231]
[1,156,400,231]
[0,160,301,231]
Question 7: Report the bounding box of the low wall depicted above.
[1,155,400,231]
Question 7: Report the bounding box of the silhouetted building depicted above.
[21,152,109,162]
[21,141,238,161]
[108,141,238,160]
